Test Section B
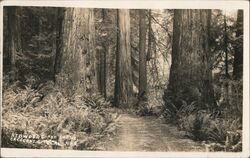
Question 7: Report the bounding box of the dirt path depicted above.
[96,113,206,152]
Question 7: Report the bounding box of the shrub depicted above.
[178,110,211,140]
[2,81,117,150]
[162,77,243,152]
[176,107,242,152]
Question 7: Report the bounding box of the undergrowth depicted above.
[2,81,118,150]
[162,79,243,152]
[135,85,165,116]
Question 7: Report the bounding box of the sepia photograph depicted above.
[0,0,249,157]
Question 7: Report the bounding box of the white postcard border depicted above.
[0,0,249,157]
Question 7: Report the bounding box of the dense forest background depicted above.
[2,7,243,152]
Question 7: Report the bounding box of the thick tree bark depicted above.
[88,9,97,94]
[164,10,216,109]
[102,9,107,99]
[114,9,133,106]
[5,7,22,82]
[55,8,96,96]
[97,9,108,98]
[233,10,243,80]
[114,9,120,105]
[138,9,147,100]
[97,46,107,98]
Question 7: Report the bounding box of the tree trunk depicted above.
[114,9,132,107]
[88,9,97,94]
[147,9,152,61]
[233,10,243,80]
[224,14,229,103]
[164,10,216,109]
[224,14,229,78]
[114,9,120,105]
[138,9,147,100]
[3,8,9,74]
[97,46,107,98]
[54,8,65,80]
[55,8,96,96]
[6,7,22,82]
[97,9,108,98]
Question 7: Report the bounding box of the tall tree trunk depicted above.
[54,8,65,80]
[114,9,132,107]
[147,9,152,61]
[224,13,229,103]
[102,9,107,99]
[138,9,147,100]
[97,46,107,98]
[97,9,108,98]
[233,10,243,80]
[114,9,120,105]
[164,10,216,109]
[6,7,22,82]
[88,9,97,94]
[224,14,229,78]
[55,8,96,96]
[3,8,9,74]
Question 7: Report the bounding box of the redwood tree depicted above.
[146,9,152,61]
[114,9,133,106]
[164,9,216,109]
[55,8,96,96]
[97,9,108,98]
[138,9,147,100]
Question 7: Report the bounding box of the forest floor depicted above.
[95,110,206,152]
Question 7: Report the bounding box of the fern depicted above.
[2,82,117,149]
